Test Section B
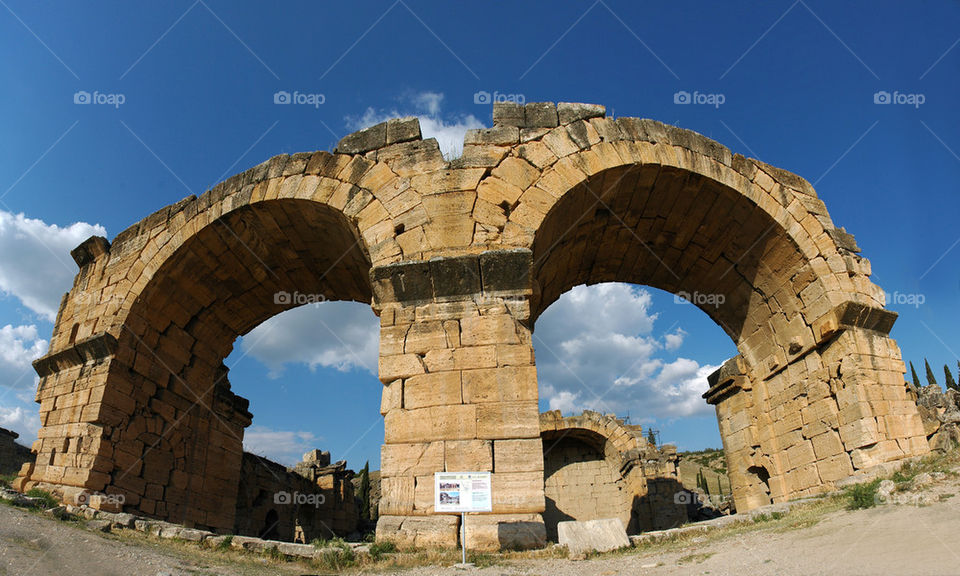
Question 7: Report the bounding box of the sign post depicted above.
[434,471,492,567]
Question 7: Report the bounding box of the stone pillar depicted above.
[373,250,546,550]
[706,302,929,512]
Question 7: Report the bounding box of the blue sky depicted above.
[0,1,957,470]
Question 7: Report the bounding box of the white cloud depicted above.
[243,425,319,467]
[664,328,686,351]
[346,91,485,159]
[0,211,106,321]
[240,301,379,379]
[0,402,41,447]
[0,324,47,389]
[534,283,721,421]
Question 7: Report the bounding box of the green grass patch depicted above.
[24,488,58,509]
[368,540,396,561]
[752,511,785,523]
[844,478,881,510]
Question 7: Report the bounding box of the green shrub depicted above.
[368,540,396,561]
[25,488,58,509]
[314,545,355,571]
[845,479,881,510]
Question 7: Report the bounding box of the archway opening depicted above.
[529,161,814,536]
[534,282,735,538]
[226,300,382,542]
[100,198,377,534]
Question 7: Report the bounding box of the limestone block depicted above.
[839,418,880,451]
[403,321,448,354]
[381,442,444,477]
[460,315,519,347]
[491,157,540,191]
[453,346,497,370]
[379,476,415,515]
[851,440,903,470]
[376,514,460,548]
[379,354,424,383]
[444,439,493,471]
[810,429,844,460]
[380,380,402,415]
[477,401,540,440]
[403,372,462,409]
[557,518,630,556]
[491,471,545,513]
[463,513,546,551]
[464,126,519,146]
[816,452,854,483]
[558,102,606,124]
[462,366,538,404]
[384,405,478,443]
[414,475,435,512]
[493,439,544,473]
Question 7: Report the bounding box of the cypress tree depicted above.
[925,359,938,386]
[945,365,958,391]
[647,428,657,446]
[359,461,371,521]
[910,361,921,388]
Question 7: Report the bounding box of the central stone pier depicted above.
[373,250,547,549]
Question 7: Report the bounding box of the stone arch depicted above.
[479,104,928,512]
[17,120,445,531]
[17,102,930,549]
[539,410,684,538]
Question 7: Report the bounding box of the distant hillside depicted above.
[678,448,731,496]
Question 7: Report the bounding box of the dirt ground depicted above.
[2,472,959,576]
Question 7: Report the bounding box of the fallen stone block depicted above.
[557,518,630,556]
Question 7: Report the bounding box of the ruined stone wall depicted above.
[233,452,356,542]
[543,437,629,537]
[540,411,685,540]
[706,308,927,511]
[0,427,32,476]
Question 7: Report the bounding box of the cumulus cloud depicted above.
[0,211,106,321]
[240,301,379,379]
[0,401,41,447]
[346,91,485,159]
[0,324,47,389]
[664,328,686,351]
[243,425,319,467]
[534,283,720,422]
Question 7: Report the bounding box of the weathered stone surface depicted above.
[18,100,926,553]
[376,514,460,548]
[557,518,630,555]
[558,102,606,125]
[464,513,546,551]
